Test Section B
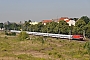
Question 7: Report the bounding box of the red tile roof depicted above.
[42,20,53,23]
[66,20,70,22]
[58,17,69,22]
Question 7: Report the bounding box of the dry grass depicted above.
[0,32,90,60]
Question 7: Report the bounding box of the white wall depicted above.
[67,20,75,26]
[30,22,38,25]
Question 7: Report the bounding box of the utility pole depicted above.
[58,28,60,39]
[83,30,86,40]
[30,25,31,40]
[47,27,48,36]
[59,28,60,34]
[57,15,58,20]
[69,30,71,41]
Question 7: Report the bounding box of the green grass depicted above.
[0,31,90,60]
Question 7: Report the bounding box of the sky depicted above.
[0,0,90,23]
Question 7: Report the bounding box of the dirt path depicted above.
[14,51,51,59]
[0,57,20,60]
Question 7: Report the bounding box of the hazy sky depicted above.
[0,0,90,23]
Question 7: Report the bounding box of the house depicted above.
[67,20,75,26]
[30,21,38,25]
[58,17,69,22]
[58,17,75,26]
[42,20,53,25]
[41,17,76,26]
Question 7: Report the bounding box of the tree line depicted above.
[0,16,90,38]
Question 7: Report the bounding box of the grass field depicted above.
[0,31,90,60]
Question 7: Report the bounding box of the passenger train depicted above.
[10,30,84,40]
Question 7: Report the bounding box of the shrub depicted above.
[5,32,8,35]
[18,31,29,40]
[54,52,58,55]
[84,41,90,55]
[4,36,8,39]
[57,54,62,58]
[5,32,16,36]
[11,32,16,36]
[37,36,45,45]
[48,52,52,55]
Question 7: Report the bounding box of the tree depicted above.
[76,19,86,28]
[84,22,90,38]
[33,22,44,32]
[9,23,17,30]
[33,25,39,32]
[46,22,58,33]
[0,23,3,28]
[80,16,90,24]
[42,25,47,33]
[72,27,79,34]
[73,19,86,34]
[18,31,29,40]
[54,20,69,34]
[23,21,30,31]
[37,22,44,32]
[4,22,20,30]
[28,20,31,22]
[4,24,10,30]
[73,18,79,21]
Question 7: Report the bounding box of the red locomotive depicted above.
[72,35,84,40]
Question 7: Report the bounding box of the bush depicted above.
[11,32,16,36]
[5,32,8,35]
[57,54,62,58]
[84,41,90,55]
[48,52,52,55]
[18,31,29,40]
[4,36,8,39]
[36,36,45,45]
[5,32,16,36]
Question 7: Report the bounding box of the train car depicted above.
[49,34,59,37]
[43,33,49,37]
[27,32,38,35]
[59,35,72,39]
[10,30,21,33]
[34,32,47,36]
[72,35,84,40]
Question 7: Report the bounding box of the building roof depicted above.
[59,17,69,20]
[66,20,70,22]
[42,20,53,23]
[58,17,69,22]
